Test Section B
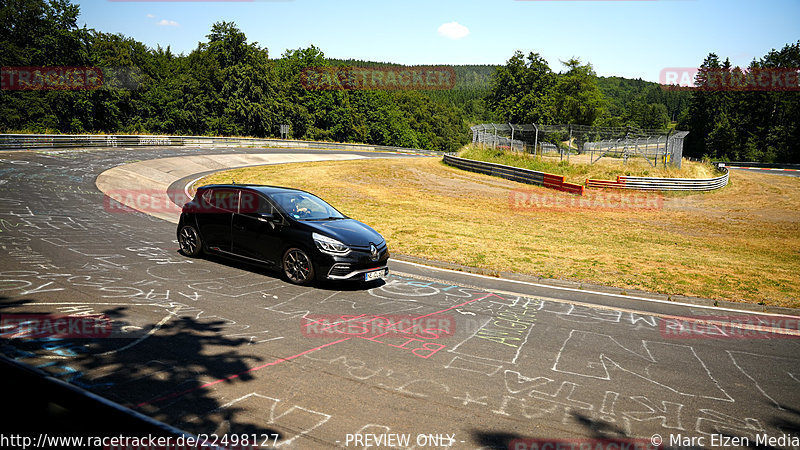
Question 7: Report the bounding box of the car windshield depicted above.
[269,192,346,221]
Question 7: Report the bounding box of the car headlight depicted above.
[313,232,350,255]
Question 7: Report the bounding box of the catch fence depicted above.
[470,124,688,168]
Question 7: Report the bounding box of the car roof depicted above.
[198,184,310,196]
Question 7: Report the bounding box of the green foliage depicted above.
[485,52,675,129]
[596,76,689,126]
[553,58,605,125]
[421,65,497,125]
[486,45,798,163]
[681,42,800,163]
[4,1,796,162]
[0,0,469,152]
[486,51,557,124]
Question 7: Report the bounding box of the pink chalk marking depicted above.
[135,337,351,408]
[134,292,502,408]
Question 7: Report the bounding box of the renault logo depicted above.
[370,243,379,261]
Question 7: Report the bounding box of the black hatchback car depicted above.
[177,184,389,285]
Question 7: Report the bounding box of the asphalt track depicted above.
[0,146,799,449]
[728,167,800,178]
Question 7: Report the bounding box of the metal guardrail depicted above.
[445,152,729,193]
[0,134,183,149]
[443,153,584,195]
[718,161,800,169]
[0,133,442,155]
[586,165,729,191]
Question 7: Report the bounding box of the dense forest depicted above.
[1,0,798,161]
[0,1,468,151]
[677,46,800,163]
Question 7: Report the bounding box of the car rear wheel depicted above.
[178,225,203,257]
[283,248,315,285]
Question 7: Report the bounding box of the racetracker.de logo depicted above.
[301,313,456,339]
[1,67,103,90]
[660,67,800,91]
[509,189,664,212]
[104,189,261,214]
[660,315,800,340]
[104,189,190,214]
[0,314,112,339]
[301,66,456,91]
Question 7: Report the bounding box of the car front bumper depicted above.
[326,265,389,281]
[315,244,390,282]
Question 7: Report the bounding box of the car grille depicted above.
[352,242,388,260]
[328,263,352,278]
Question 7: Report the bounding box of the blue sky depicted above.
[76,0,800,82]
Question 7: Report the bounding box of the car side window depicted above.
[201,189,213,206]
[204,188,238,212]
[259,196,277,215]
[238,191,277,216]
[238,190,267,214]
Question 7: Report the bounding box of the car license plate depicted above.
[365,268,387,282]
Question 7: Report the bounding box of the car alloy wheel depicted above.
[178,225,202,257]
[283,248,315,285]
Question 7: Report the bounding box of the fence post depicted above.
[567,124,572,163]
[665,129,673,167]
[509,123,515,152]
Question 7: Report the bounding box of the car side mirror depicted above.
[257,213,275,223]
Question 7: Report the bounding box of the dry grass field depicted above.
[199,157,800,308]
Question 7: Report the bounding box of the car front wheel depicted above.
[178,224,203,257]
[283,248,315,285]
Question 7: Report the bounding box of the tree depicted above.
[0,0,91,132]
[681,53,722,159]
[553,58,606,125]
[206,21,251,69]
[683,44,800,163]
[625,95,669,129]
[486,51,556,123]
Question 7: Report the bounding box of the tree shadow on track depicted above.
[772,403,800,436]
[80,313,283,437]
[0,304,283,442]
[0,295,35,309]
[695,401,800,450]
[470,411,661,449]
